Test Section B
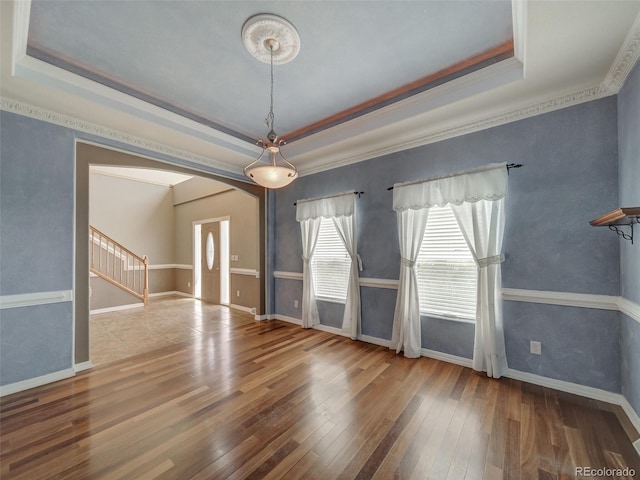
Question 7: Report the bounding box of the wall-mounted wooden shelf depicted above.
[590,207,640,244]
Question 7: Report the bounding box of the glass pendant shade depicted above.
[244,147,298,189]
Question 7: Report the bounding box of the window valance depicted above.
[393,163,508,211]
[296,191,355,221]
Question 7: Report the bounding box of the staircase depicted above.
[89,226,149,305]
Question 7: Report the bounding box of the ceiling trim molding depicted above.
[288,56,524,158]
[284,40,515,142]
[298,82,611,176]
[511,0,527,67]
[10,0,30,76]
[0,96,245,177]
[604,10,640,94]
[11,2,259,158]
[297,7,640,176]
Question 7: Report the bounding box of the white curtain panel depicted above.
[392,163,508,374]
[296,192,360,334]
[299,217,321,328]
[332,214,362,339]
[451,198,507,378]
[390,207,429,358]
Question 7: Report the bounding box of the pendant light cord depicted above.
[265,44,275,134]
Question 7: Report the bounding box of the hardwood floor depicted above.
[1,299,639,479]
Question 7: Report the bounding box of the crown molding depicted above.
[604,10,640,93]
[0,97,245,177]
[299,82,611,176]
[5,4,639,180]
[298,7,640,177]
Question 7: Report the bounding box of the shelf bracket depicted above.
[608,223,634,244]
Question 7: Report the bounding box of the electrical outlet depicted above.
[187,281,191,288]
[294,300,299,308]
[530,341,542,355]
[634,438,640,456]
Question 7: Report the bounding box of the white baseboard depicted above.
[149,291,192,298]
[90,302,144,314]
[228,303,253,314]
[0,368,75,397]
[506,368,622,404]
[92,302,144,314]
[421,348,473,368]
[74,361,93,373]
[360,334,392,348]
[506,368,639,438]
[620,397,640,439]
[313,323,349,337]
[274,314,302,326]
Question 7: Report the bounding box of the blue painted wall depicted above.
[273,97,621,392]
[0,113,75,295]
[618,60,640,416]
[0,110,249,387]
[0,112,75,385]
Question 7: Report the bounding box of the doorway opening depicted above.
[194,218,230,305]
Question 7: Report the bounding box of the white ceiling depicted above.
[2,1,640,182]
[90,166,193,187]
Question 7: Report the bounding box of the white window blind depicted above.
[311,217,351,303]
[416,205,477,321]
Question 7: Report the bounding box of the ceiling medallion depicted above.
[241,14,301,65]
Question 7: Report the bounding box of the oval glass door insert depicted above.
[206,231,215,271]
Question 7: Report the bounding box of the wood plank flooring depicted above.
[1,299,639,479]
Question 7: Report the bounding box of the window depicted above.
[416,205,477,321]
[311,217,351,303]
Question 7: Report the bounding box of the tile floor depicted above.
[90,295,254,365]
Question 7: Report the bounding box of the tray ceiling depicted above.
[2,1,640,179]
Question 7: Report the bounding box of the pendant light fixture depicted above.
[242,14,300,189]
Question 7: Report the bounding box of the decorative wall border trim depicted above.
[150,264,193,270]
[0,97,244,176]
[619,297,640,324]
[274,272,638,320]
[0,290,73,310]
[501,288,619,311]
[230,268,260,278]
[360,277,399,289]
[273,271,303,281]
[0,368,75,397]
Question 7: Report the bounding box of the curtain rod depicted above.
[294,191,364,206]
[385,163,523,191]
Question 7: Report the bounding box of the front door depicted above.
[200,221,220,304]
